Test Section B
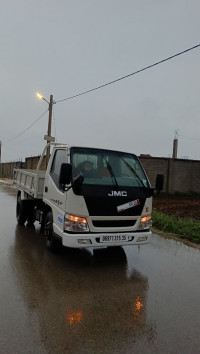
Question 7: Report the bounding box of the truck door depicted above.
[43,148,67,237]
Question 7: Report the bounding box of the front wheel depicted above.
[16,196,27,225]
[44,211,59,252]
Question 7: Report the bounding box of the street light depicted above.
[36,92,54,167]
[36,92,44,100]
[36,92,50,104]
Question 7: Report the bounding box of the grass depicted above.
[152,210,200,244]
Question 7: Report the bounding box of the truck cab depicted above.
[43,144,154,250]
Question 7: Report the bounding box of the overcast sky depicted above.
[1,0,200,162]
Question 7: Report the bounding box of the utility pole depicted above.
[46,94,53,166]
[172,129,179,159]
[172,138,178,159]
[36,92,55,168]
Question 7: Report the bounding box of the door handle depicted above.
[45,186,48,192]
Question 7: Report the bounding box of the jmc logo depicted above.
[108,191,127,197]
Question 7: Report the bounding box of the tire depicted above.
[44,211,59,252]
[16,196,27,225]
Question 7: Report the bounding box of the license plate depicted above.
[100,235,131,242]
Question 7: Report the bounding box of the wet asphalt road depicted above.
[1,183,200,354]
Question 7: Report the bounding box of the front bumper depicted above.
[62,230,151,248]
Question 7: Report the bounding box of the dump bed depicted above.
[13,168,46,199]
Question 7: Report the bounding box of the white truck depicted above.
[13,143,163,251]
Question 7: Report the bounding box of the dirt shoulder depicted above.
[153,195,200,220]
[152,194,200,249]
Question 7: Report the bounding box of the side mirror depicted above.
[155,174,164,194]
[59,163,72,186]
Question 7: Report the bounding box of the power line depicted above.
[56,43,200,104]
[5,109,49,143]
[179,134,200,143]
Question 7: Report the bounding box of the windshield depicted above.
[71,147,150,188]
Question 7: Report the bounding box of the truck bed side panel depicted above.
[13,169,46,199]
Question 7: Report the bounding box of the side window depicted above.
[50,150,67,189]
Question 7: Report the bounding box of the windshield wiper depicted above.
[122,158,146,189]
[106,161,118,187]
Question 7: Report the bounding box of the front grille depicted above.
[92,220,136,228]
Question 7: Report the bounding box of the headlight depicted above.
[138,215,152,230]
[64,214,89,232]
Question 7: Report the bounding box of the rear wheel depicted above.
[44,211,59,252]
[16,196,27,225]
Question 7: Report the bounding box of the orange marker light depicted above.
[140,215,151,223]
[69,215,87,224]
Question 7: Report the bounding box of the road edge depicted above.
[152,227,200,250]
